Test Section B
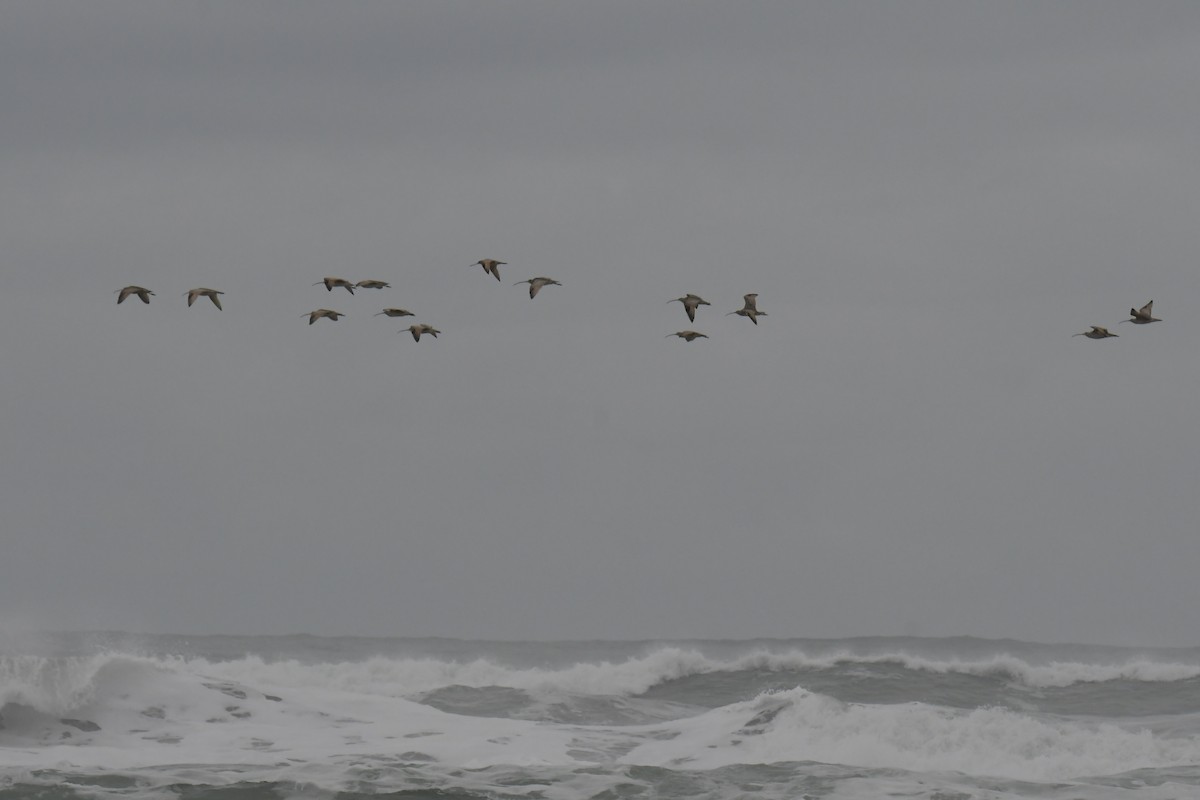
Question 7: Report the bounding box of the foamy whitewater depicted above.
[3,634,1200,799]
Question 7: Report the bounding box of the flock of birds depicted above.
[113,258,771,342]
[119,269,1162,345]
[1073,301,1162,339]
[119,269,1160,343]
[665,292,766,341]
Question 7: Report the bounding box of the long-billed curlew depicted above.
[727,293,767,324]
[313,277,356,294]
[374,308,414,317]
[473,259,507,281]
[1120,301,1161,324]
[355,280,391,290]
[305,309,345,325]
[1073,326,1118,339]
[184,288,224,309]
[116,286,154,304]
[670,294,711,323]
[667,330,708,341]
[514,277,562,298]
[403,324,441,341]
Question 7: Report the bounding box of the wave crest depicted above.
[196,646,1200,697]
[625,687,1200,781]
[7,645,1197,717]
[0,653,169,716]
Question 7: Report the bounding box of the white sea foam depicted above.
[622,687,1200,782]
[3,650,1200,795]
[0,652,584,775]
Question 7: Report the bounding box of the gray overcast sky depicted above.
[3,1,1199,646]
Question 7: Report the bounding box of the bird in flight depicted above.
[305,309,345,324]
[515,277,562,298]
[184,288,224,309]
[670,294,710,323]
[1120,301,1161,325]
[403,324,441,341]
[1073,326,1118,339]
[473,260,507,281]
[116,286,154,304]
[313,277,356,294]
[727,293,766,324]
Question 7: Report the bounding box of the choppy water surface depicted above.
[3,633,1200,799]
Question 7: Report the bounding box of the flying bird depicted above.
[403,324,441,341]
[670,294,711,323]
[116,286,154,304]
[473,259,507,281]
[514,277,562,298]
[305,309,345,325]
[374,308,415,318]
[1073,326,1118,339]
[313,277,356,294]
[1120,301,1161,324]
[355,280,391,290]
[667,331,708,341]
[184,287,224,309]
[727,293,767,324]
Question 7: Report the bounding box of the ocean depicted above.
[2,633,1200,799]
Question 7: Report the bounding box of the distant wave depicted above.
[814,651,1200,687]
[4,646,1199,719]
[195,647,1200,695]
